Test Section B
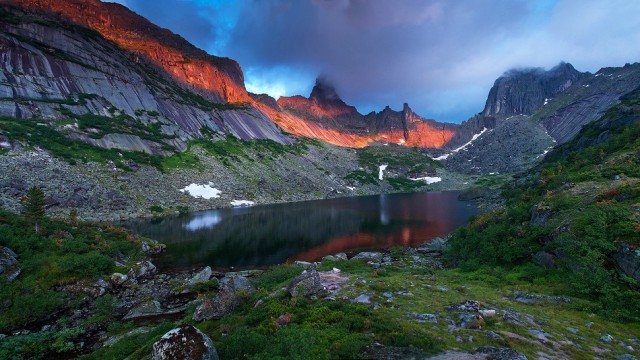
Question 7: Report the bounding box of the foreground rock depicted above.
[416,237,449,255]
[193,275,254,321]
[127,260,157,280]
[613,243,640,284]
[351,252,384,263]
[288,269,323,297]
[0,246,21,282]
[151,325,219,360]
[141,239,166,255]
[193,292,242,321]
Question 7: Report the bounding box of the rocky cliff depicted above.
[0,1,292,153]
[482,62,585,117]
[275,78,464,149]
[442,62,640,174]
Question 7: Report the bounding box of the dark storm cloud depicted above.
[107,0,640,122]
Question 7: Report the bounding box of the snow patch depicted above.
[398,138,406,145]
[230,200,254,207]
[410,176,441,184]
[179,183,222,199]
[433,128,488,161]
[378,165,388,180]
[543,98,550,105]
[346,186,356,191]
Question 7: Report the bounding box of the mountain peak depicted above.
[483,62,585,116]
[310,76,341,103]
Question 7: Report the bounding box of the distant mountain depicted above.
[441,62,640,175]
[482,62,585,117]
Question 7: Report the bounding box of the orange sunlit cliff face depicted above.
[4,0,458,149]
[259,78,457,148]
[5,0,250,103]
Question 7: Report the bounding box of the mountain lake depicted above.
[123,191,478,271]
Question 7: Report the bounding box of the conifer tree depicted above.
[22,186,46,232]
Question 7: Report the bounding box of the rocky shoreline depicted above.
[0,144,486,222]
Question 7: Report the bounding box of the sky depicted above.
[108,0,640,123]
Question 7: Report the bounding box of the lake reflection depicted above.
[123,192,477,270]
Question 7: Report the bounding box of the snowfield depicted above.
[410,176,442,184]
[179,183,222,199]
[230,200,255,207]
[433,128,488,161]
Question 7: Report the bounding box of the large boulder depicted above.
[141,239,166,255]
[219,275,255,295]
[0,246,21,282]
[151,325,218,360]
[416,237,449,255]
[350,252,384,263]
[189,266,213,286]
[193,292,241,321]
[613,243,640,284]
[287,269,323,297]
[127,260,157,280]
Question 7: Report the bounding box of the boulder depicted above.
[351,294,372,304]
[219,275,255,295]
[151,325,218,360]
[415,237,449,254]
[350,252,384,263]
[193,292,241,321]
[141,239,166,255]
[189,266,213,286]
[613,243,640,284]
[123,300,162,320]
[127,260,157,280]
[287,269,323,297]
[322,253,348,262]
[110,272,128,287]
[0,246,21,282]
[473,347,527,360]
[61,279,110,298]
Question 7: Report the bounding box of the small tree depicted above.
[22,186,46,232]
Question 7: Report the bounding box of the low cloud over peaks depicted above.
[110,0,640,123]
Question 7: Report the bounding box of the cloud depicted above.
[106,0,640,123]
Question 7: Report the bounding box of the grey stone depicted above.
[141,239,166,254]
[123,300,163,320]
[189,266,213,286]
[287,270,323,297]
[514,292,570,304]
[413,313,438,323]
[193,293,241,321]
[151,325,218,360]
[613,243,640,284]
[415,237,449,254]
[351,294,372,304]
[220,275,255,295]
[0,246,20,282]
[473,346,528,360]
[322,253,348,262]
[351,252,384,263]
[601,334,614,343]
[110,272,128,287]
[127,260,157,280]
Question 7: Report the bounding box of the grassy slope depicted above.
[448,87,640,322]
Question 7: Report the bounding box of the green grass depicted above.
[0,209,143,332]
[0,117,164,169]
[387,176,425,192]
[447,87,640,322]
[356,145,441,172]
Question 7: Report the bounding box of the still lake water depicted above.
[123,192,477,270]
